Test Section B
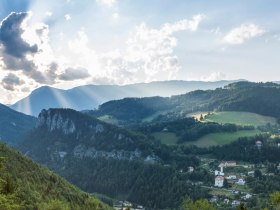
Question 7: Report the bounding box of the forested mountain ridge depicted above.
[0,143,111,210]
[21,108,163,162]
[11,80,241,116]
[18,108,211,209]
[0,103,36,145]
[88,82,280,126]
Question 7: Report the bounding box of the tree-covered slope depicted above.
[0,103,36,145]
[88,82,280,126]
[19,108,211,209]
[0,143,111,210]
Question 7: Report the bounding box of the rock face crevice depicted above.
[73,144,142,161]
[37,109,76,135]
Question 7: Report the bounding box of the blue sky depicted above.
[0,0,280,103]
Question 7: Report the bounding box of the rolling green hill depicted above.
[137,117,255,145]
[202,111,277,127]
[185,130,261,147]
[0,143,110,210]
[88,82,280,127]
[152,130,260,147]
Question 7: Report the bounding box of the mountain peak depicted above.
[36,108,107,136]
[37,109,76,135]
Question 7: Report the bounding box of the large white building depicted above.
[215,176,224,187]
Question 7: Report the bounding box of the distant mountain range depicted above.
[0,103,36,145]
[10,80,243,116]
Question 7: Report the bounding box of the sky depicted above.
[0,0,280,104]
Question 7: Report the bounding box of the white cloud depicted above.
[94,14,205,84]
[201,72,226,81]
[112,12,120,20]
[161,14,206,33]
[223,24,265,45]
[64,15,205,85]
[96,0,116,7]
[45,11,53,17]
[64,14,71,21]
[0,12,206,102]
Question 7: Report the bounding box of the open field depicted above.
[207,187,234,198]
[98,115,119,125]
[184,130,261,147]
[153,129,260,147]
[203,111,277,127]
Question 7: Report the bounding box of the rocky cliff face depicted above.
[31,109,161,164]
[37,109,76,134]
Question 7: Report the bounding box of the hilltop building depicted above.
[219,161,237,168]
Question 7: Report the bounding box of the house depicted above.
[242,194,252,200]
[248,171,255,177]
[236,178,246,185]
[226,174,237,180]
[219,161,237,168]
[233,190,239,195]
[188,166,194,173]
[209,196,218,203]
[215,176,224,187]
[224,198,230,204]
[232,200,241,206]
[256,141,263,148]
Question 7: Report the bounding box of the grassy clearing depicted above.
[184,130,261,148]
[190,112,208,121]
[152,132,178,145]
[142,111,169,123]
[208,188,234,198]
[153,130,260,147]
[203,111,277,127]
[98,115,119,125]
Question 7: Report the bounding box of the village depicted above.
[113,200,145,210]
[112,139,280,209]
[199,139,280,208]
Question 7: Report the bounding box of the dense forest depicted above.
[0,143,110,210]
[59,158,211,209]
[18,108,213,209]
